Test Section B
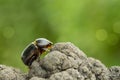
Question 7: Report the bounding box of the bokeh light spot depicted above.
[3,27,15,39]
[96,29,108,41]
[113,22,120,34]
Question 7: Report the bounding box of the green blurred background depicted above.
[0,0,120,72]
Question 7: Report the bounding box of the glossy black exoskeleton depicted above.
[21,38,53,66]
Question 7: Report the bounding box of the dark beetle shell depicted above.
[21,38,53,66]
[21,44,39,66]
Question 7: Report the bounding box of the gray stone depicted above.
[30,77,46,80]
[0,65,25,80]
[109,66,120,80]
[0,42,120,80]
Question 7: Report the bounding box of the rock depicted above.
[109,66,120,80]
[29,77,46,80]
[0,65,25,80]
[0,42,120,80]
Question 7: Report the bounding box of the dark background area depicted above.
[0,0,120,71]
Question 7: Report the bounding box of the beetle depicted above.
[21,38,53,66]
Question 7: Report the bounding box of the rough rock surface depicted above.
[0,65,26,80]
[0,42,120,80]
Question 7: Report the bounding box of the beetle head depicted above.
[34,38,53,53]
